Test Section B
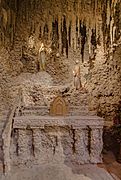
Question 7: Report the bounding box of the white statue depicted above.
[28,35,35,49]
[38,43,46,71]
[38,43,52,71]
[73,60,82,90]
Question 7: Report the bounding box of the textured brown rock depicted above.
[0,0,121,123]
[0,2,121,179]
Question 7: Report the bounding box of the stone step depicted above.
[68,111,96,116]
[21,110,91,116]
[20,105,96,116]
[21,109,49,116]
[69,106,89,111]
[23,105,89,111]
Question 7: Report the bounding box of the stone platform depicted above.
[8,114,103,169]
[2,87,104,175]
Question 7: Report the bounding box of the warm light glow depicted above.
[46,47,52,54]
[39,43,44,53]
[39,42,52,54]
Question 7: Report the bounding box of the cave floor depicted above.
[0,163,118,180]
[98,151,121,180]
[0,152,120,180]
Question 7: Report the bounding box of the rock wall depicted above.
[0,0,121,123]
[86,44,121,122]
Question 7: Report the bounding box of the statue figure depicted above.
[28,35,35,49]
[73,60,82,90]
[38,43,46,71]
[38,42,52,71]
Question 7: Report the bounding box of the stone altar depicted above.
[2,90,104,173]
[9,114,103,169]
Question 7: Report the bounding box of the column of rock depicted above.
[18,129,32,162]
[75,127,90,164]
[32,129,45,164]
[90,126,103,163]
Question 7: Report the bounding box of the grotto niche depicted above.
[0,0,120,122]
[0,0,121,179]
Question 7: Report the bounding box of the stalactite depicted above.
[0,32,1,47]
[26,1,29,23]
[107,0,111,26]
[1,8,8,30]
[101,1,107,50]
[61,16,68,58]
[47,15,52,44]
[52,18,59,51]
[114,1,120,41]
[76,16,78,49]
[80,21,86,63]
[33,21,36,34]
[91,28,97,54]
[92,0,96,15]
[113,25,116,43]
[58,15,62,53]
[33,0,36,10]
[13,12,16,36]
[43,23,49,41]
[16,0,20,13]
[71,14,76,50]
[110,16,114,46]
[88,28,92,58]
[39,26,42,39]
[30,20,36,34]
[66,14,69,52]
[68,21,71,47]
[25,0,27,21]
[10,10,14,44]
[100,0,120,50]
[0,0,120,56]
